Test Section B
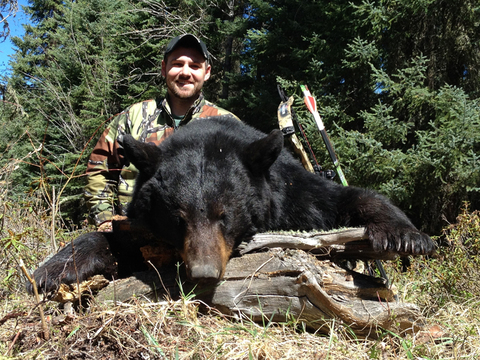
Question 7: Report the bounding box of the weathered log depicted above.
[239,228,400,260]
[240,228,368,253]
[89,224,424,337]
[208,249,422,337]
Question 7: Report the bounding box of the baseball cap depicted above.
[164,34,209,62]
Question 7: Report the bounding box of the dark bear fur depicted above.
[29,116,435,293]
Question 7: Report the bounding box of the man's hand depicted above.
[97,221,113,232]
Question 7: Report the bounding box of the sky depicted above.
[0,0,29,77]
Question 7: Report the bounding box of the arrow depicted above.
[300,85,348,186]
[300,84,389,285]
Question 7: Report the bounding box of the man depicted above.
[85,34,238,231]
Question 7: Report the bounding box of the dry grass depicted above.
[1,202,480,359]
[1,288,480,360]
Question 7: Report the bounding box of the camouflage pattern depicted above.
[85,94,239,226]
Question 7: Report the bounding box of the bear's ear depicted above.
[243,129,284,175]
[120,134,162,178]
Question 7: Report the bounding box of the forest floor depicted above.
[1,208,480,359]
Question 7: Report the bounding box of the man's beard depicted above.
[167,79,201,101]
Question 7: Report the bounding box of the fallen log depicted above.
[89,223,425,337]
[209,249,423,337]
[238,228,400,260]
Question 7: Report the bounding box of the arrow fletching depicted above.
[300,85,324,131]
[301,85,317,114]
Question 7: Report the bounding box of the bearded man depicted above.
[85,34,239,231]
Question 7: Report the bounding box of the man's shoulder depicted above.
[113,98,164,123]
[105,98,165,134]
[201,99,227,112]
[198,100,240,120]
[124,99,161,113]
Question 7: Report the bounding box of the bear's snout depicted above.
[188,263,222,282]
[180,222,233,283]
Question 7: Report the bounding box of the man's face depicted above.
[162,47,211,101]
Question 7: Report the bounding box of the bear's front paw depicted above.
[28,265,70,294]
[26,232,119,295]
[367,225,436,256]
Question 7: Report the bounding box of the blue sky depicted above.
[0,0,29,76]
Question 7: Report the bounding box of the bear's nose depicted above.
[189,264,221,282]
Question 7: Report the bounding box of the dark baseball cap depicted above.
[164,34,209,62]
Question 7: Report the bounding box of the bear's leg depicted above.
[28,232,119,294]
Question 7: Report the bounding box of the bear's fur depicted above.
[30,116,435,293]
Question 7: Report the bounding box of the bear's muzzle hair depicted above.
[180,221,232,282]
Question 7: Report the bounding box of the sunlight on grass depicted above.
[1,201,479,359]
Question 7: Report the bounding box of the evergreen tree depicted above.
[0,0,18,41]
[1,0,478,232]
[224,0,480,232]
[4,0,167,222]
[336,1,480,232]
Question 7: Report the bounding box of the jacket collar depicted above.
[161,93,205,128]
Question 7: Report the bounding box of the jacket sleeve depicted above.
[84,113,126,226]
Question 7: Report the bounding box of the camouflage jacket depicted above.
[85,94,238,226]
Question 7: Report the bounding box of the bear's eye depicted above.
[207,202,227,226]
[218,211,227,226]
[169,209,186,227]
[178,209,188,220]
[166,214,186,244]
[177,216,186,230]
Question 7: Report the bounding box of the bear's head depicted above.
[121,117,284,282]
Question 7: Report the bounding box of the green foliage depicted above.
[394,204,480,311]
[331,56,480,233]
[0,190,95,292]
[432,204,480,301]
[352,0,480,93]
[0,199,48,290]
[0,0,479,231]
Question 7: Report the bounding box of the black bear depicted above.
[29,116,435,293]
